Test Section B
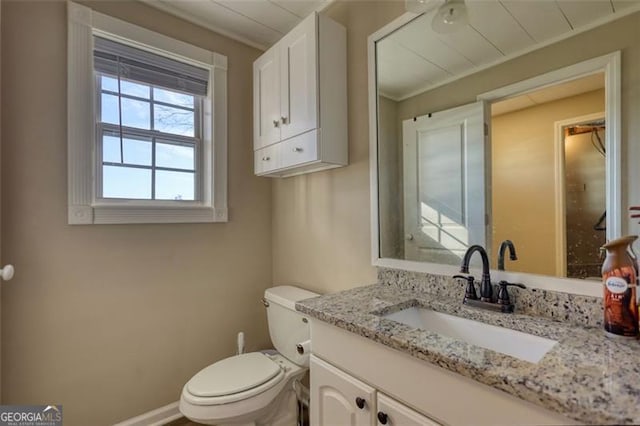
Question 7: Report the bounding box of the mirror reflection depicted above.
[376,3,639,279]
[491,76,605,279]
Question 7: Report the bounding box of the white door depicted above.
[253,45,281,149]
[403,101,489,264]
[310,355,376,426]
[377,393,442,426]
[279,13,317,141]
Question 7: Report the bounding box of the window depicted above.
[68,3,228,224]
[94,36,206,202]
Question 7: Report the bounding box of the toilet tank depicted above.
[264,285,319,367]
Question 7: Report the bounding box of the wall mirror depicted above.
[369,2,640,296]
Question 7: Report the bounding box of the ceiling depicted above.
[142,0,331,50]
[491,72,604,116]
[378,0,640,101]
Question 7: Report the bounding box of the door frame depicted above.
[477,51,621,244]
[475,52,620,293]
[553,112,606,277]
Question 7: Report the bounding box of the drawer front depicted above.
[255,144,281,174]
[281,130,318,169]
[378,393,441,426]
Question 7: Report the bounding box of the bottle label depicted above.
[606,277,629,294]
[603,266,638,337]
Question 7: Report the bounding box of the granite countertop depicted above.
[296,283,640,425]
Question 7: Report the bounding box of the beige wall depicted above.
[1,2,271,425]
[491,89,604,276]
[272,1,405,294]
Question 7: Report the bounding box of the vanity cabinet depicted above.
[311,355,440,426]
[310,320,578,426]
[253,12,347,177]
[310,355,375,426]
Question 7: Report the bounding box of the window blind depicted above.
[94,36,209,97]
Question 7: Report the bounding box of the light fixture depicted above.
[431,0,469,34]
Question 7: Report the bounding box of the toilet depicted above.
[179,285,318,426]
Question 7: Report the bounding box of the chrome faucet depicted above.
[497,240,518,271]
[460,245,493,302]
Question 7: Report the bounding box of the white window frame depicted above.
[68,2,228,224]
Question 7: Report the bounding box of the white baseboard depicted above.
[113,401,182,426]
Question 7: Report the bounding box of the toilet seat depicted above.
[184,352,287,406]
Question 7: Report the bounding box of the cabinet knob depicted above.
[377,411,388,425]
[292,147,303,153]
[281,116,288,124]
[355,397,366,410]
[262,156,270,161]
[273,119,280,128]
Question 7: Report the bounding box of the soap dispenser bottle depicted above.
[602,235,639,338]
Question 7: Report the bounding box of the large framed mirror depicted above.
[368,2,640,296]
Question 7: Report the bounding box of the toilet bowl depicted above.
[179,285,318,426]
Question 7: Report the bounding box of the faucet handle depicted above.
[497,281,526,306]
[453,275,478,301]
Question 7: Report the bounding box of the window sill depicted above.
[69,204,228,224]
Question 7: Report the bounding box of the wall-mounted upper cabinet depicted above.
[253,12,347,177]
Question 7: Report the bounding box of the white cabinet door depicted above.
[311,355,376,426]
[402,101,489,264]
[253,45,281,149]
[279,13,317,141]
[377,394,442,426]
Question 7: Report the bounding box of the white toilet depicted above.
[179,285,318,426]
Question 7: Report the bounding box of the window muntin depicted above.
[96,73,201,201]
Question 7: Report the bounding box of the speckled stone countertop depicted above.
[296,283,640,425]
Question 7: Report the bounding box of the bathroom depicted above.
[2,0,640,425]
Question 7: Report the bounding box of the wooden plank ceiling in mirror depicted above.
[377,0,636,101]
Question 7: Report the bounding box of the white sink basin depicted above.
[383,307,557,363]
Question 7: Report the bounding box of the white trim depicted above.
[368,14,617,298]
[91,14,223,67]
[553,112,605,278]
[67,2,228,224]
[113,401,181,426]
[369,12,419,48]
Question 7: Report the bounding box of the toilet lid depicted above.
[187,352,282,398]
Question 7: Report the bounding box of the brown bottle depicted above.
[602,235,639,338]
